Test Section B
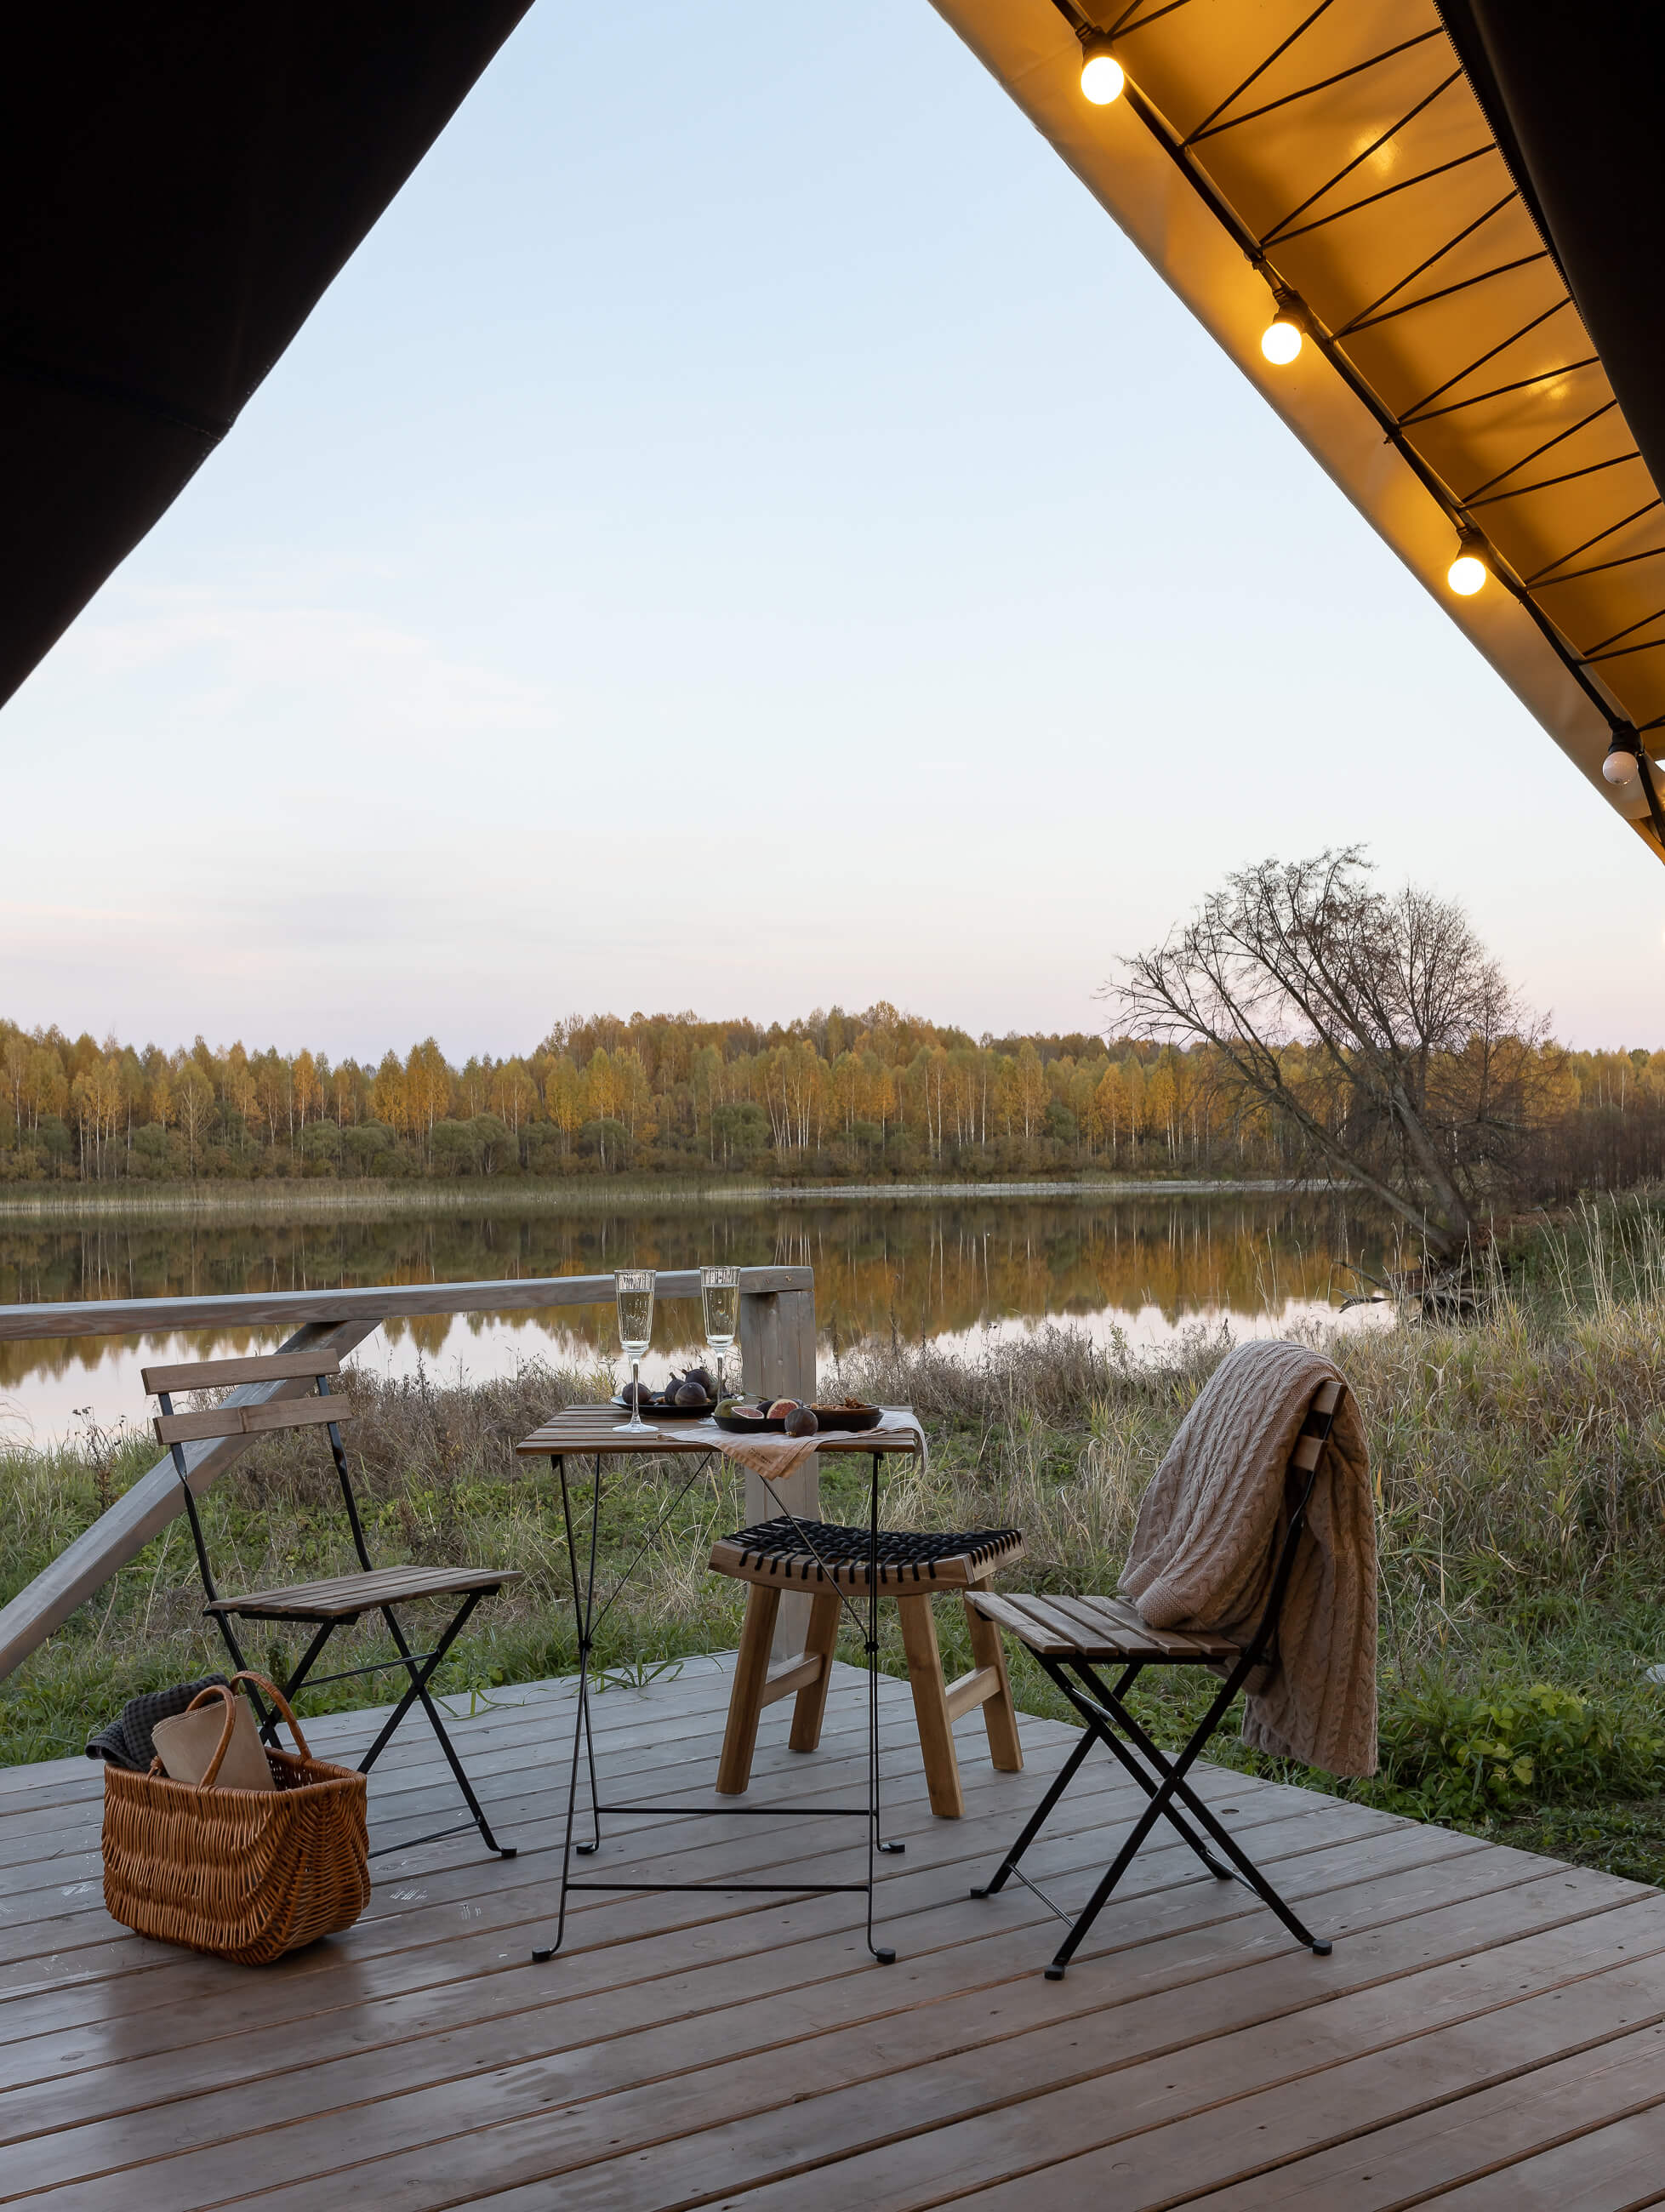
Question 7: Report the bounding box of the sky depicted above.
[0,0,1650,1058]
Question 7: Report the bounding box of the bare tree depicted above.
[1102,850,1557,1256]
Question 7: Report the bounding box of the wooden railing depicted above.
[0,1267,818,1682]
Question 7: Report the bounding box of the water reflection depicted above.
[0,1193,1388,1441]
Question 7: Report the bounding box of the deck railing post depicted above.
[738,1282,822,1659]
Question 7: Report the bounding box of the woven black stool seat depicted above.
[710,1515,1024,1593]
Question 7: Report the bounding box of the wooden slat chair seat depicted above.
[204,1565,515,1622]
[966,1374,1347,1979]
[969,1592,1243,1663]
[710,1516,1027,1819]
[145,1350,520,1860]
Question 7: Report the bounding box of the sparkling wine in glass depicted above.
[614,1268,656,1434]
[700,1266,739,1400]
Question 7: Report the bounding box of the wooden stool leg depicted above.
[966,1576,1024,1774]
[898,1593,965,1819]
[717,1583,780,1796]
[788,1591,842,1753]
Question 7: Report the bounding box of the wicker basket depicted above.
[101,1673,370,1965]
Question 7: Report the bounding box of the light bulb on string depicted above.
[1604,733,1641,785]
[1259,284,1305,365]
[1447,530,1488,596]
[1079,32,1125,103]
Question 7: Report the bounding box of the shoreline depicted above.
[0,1176,1343,1223]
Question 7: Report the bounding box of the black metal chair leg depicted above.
[259,1620,336,1742]
[970,1719,1097,1898]
[1090,1673,1327,1952]
[203,1606,278,1739]
[1043,1756,1194,1979]
[1060,1662,1234,1881]
[381,1593,515,1856]
[1040,1656,1254,1976]
[356,1591,513,1856]
[1041,1658,1328,1978]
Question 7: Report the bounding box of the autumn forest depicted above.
[0,1003,1660,1194]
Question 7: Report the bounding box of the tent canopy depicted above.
[0,3,532,714]
[931,0,1665,856]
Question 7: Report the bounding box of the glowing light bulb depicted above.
[1447,551,1486,596]
[1079,37,1124,104]
[1262,316,1303,365]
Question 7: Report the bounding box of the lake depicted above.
[0,1189,1394,1444]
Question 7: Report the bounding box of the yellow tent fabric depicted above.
[932,0,1665,858]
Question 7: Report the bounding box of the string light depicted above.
[1261,288,1303,366]
[1603,732,1641,785]
[1447,530,1488,596]
[1078,31,1125,104]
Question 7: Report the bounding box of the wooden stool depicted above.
[708,1517,1026,1817]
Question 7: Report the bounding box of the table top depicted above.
[515,1405,923,1458]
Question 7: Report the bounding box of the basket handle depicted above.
[183,1671,313,1787]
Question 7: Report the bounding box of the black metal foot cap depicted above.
[969,1885,989,1898]
[872,1947,897,1964]
[531,1947,555,1963]
[879,1840,906,1855]
[499,1846,518,1859]
[1044,1964,1067,1981]
[575,1840,599,1856]
[1310,1940,1333,1955]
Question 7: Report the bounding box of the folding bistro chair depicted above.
[147,1349,520,1858]
[966,1377,1343,1979]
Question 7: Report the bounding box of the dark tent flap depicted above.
[1436,3,1665,525]
[0,3,533,711]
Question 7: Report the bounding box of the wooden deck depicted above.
[5,1656,1665,2209]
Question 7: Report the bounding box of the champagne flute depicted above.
[700,1265,739,1401]
[613,1268,656,1435]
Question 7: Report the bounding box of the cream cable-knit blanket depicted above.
[1119,1338,1377,1777]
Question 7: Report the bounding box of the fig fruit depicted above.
[767,1398,799,1418]
[783,1405,818,1438]
[681,1365,715,1396]
[673,1379,708,1407]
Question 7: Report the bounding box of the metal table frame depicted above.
[514,1410,923,1967]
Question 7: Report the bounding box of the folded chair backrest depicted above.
[142,1352,373,1606]
[1240,1373,1345,1669]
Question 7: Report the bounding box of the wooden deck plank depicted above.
[0,1703,1186,2035]
[40,1867,1645,2212]
[1419,2101,1665,2211]
[0,1707,1144,2049]
[0,1748,1315,2050]
[0,1691,1067,1958]
[897,1955,1665,2212]
[0,1685,945,1921]
[0,1671,927,1895]
[0,1823,1526,2212]
[0,1776,1428,2109]
[342,1896,1662,2212]
[0,1808,1507,2150]
[1,1662,1660,2212]
[0,1662,747,1849]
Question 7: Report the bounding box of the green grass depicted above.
[9,1195,1665,1885]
